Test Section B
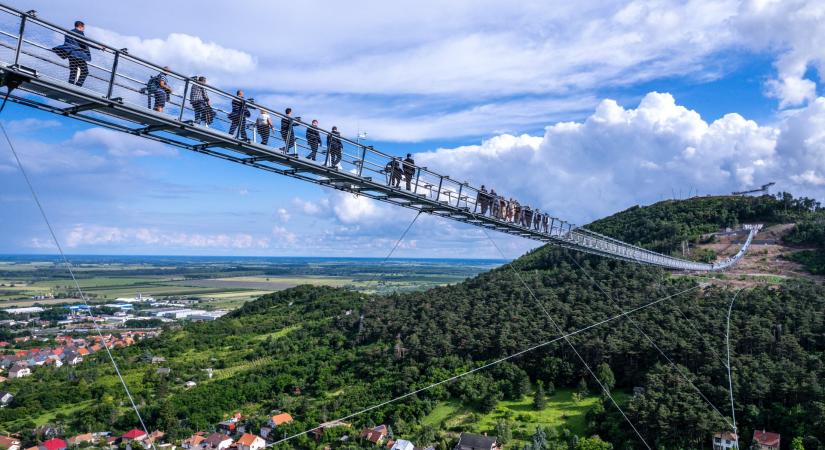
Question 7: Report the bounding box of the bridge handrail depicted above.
[0,3,762,272]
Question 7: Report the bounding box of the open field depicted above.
[422,389,621,446]
[0,256,502,311]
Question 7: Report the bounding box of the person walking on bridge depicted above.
[402,153,416,190]
[385,157,402,188]
[190,76,212,126]
[52,21,91,87]
[306,120,322,161]
[147,67,172,112]
[256,108,274,145]
[477,185,488,215]
[280,108,300,154]
[326,126,343,168]
[228,90,250,141]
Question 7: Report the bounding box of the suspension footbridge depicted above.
[0,4,760,271]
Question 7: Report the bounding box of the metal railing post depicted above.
[106,50,121,99]
[357,145,367,177]
[178,77,190,121]
[13,14,27,66]
[456,183,464,208]
[435,176,444,202]
[414,167,422,194]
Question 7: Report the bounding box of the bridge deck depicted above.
[0,3,759,271]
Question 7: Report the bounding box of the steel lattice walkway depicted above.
[0,4,760,271]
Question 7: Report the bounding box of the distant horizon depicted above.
[0,253,510,262]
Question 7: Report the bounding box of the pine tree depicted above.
[531,426,547,450]
[533,381,547,410]
[577,378,589,396]
[596,363,615,393]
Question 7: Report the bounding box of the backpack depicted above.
[146,74,162,93]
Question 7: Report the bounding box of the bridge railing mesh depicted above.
[0,5,763,271]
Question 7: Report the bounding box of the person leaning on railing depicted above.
[51,20,91,87]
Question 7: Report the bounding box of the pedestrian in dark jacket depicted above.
[52,21,91,86]
[477,185,489,214]
[384,158,402,187]
[147,67,172,112]
[228,90,250,141]
[306,120,321,161]
[402,153,416,190]
[280,108,299,154]
[327,126,343,167]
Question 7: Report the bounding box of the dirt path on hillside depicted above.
[677,224,823,288]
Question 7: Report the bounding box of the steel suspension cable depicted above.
[725,287,746,448]
[1,121,157,449]
[268,281,702,447]
[563,250,734,429]
[481,229,652,450]
[358,210,421,292]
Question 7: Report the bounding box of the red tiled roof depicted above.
[236,434,260,447]
[0,436,20,448]
[41,438,67,450]
[122,429,147,440]
[753,430,780,447]
[271,413,293,426]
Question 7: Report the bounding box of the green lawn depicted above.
[422,389,627,446]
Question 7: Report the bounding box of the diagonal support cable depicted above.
[481,229,652,449]
[1,122,157,449]
[725,287,746,448]
[563,250,734,429]
[267,281,701,447]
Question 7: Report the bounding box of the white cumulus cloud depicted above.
[87,27,256,77]
[416,92,823,224]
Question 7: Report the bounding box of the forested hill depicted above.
[2,194,824,450]
[585,193,821,254]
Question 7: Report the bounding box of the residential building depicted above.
[39,438,67,450]
[360,425,388,445]
[752,430,780,450]
[454,433,500,450]
[0,435,21,450]
[67,434,95,446]
[9,365,31,379]
[713,432,738,450]
[391,439,414,450]
[268,413,294,428]
[0,391,13,407]
[235,434,265,450]
[202,433,232,450]
[182,434,205,449]
[122,429,148,443]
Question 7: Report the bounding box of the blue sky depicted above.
[1,0,824,258]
